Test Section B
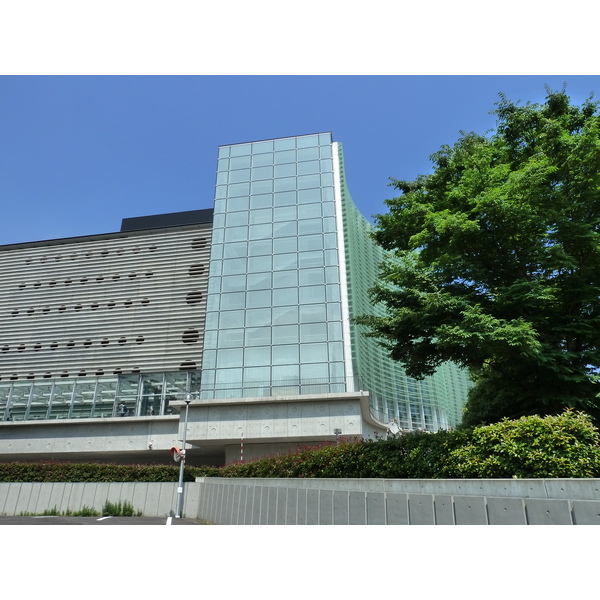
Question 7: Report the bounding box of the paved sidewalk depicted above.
[0,516,204,525]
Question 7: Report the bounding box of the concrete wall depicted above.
[0,481,201,518]
[194,477,600,525]
[2,478,600,523]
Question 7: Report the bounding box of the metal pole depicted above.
[175,398,191,518]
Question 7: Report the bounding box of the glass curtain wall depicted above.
[0,371,199,421]
[200,133,348,399]
[336,143,471,430]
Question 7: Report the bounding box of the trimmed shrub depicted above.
[0,462,219,483]
[1,411,599,480]
[441,410,600,478]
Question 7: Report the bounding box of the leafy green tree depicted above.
[358,88,600,426]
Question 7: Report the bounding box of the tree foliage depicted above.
[357,87,600,426]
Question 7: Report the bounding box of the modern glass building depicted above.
[0,133,470,465]
[199,132,469,429]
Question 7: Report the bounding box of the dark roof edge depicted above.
[120,209,214,232]
[0,209,214,252]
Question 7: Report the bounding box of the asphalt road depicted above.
[0,516,205,525]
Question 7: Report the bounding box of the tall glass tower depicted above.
[200,133,470,430]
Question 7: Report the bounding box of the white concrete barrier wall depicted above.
[194,478,600,525]
[2,478,600,524]
[0,481,202,518]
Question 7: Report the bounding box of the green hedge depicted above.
[441,410,600,478]
[2,411,599,481]
[0,462,219,483]
[214,410,600,479]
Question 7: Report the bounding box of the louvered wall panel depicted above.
[0,225,211,381]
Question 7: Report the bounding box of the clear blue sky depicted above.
[1,75,600,246]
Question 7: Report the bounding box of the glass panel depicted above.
[221,274,246,292]
[222,257,247,275]
[220,292,246,311]
[29,383,53,420]
[224,226,248,243]
[297,147,320,161]
[243,366,270,383]
[230,143,251,157]
[272,287,298,306]
[248,255,272,274]
[87,387,113,418]
[273,252,298,271]
[327,321,343,341]
[300,343,329,364]
[244,346,271,366]
[273,205,297,222]
[272,324,299,344]
[218,329,245,348]
[252,140,273,154]
[223,241,247,258]
[244,327,271,346]
[249,223,272,239]
[165,372,188,414]
[299,303,327,323]
[298,234,323,252]
[274,177,296,192]
[140,374,164,417]
[272,305,298,325]
[250,193,273,209]
[0,386,10,421]
[297,160,320,175]
[297,188,321,204]
[327,302,342,321]
[252,153,273,167]
[273,221,297,238]
[273,138,296,151]
[273,270,298,288]
[298,251,325,269]
[298,218,323,235]
[219,310,245,329]
[229,155,251,169]
[297,135,320,148]
[249,208,272,224]
[216,368,243,384]
[245,307,271,327]
[299,268,325,286]
[225,211,249,227]
[246,289,271,308]
[250,180,273,195]
[226,196,250,212]
[271,344,299,365]
[247,272,272,290]
[72,380,96,418]
[8,383,31,421]
[298,203,322,219]
[273,190,296,206]
[299,285,326,304]
[227,182,250,197]
[248,239,272,256]
[229,168,250,183]
[274,149,296,164]
[274,163,296,178]
[272,364,299,384]
[273,236,297,254]
[217,348,244,368]
[118,374,140,416]
[251,166,273,180]
[48,381,75,420]
[300,362,329,381]
[300,322,328,343]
